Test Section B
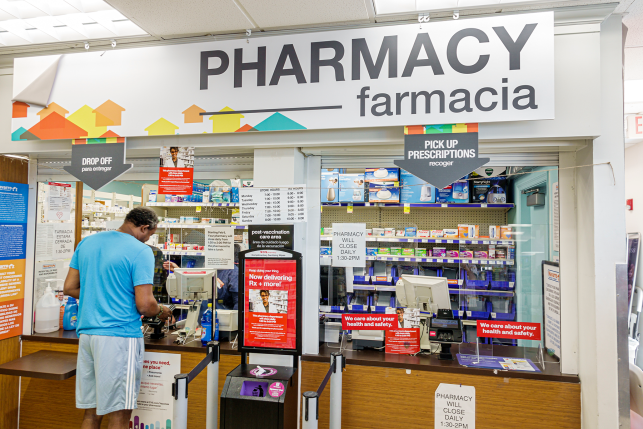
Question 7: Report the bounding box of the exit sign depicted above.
[628,115,643,138]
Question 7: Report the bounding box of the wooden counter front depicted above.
[19,337,241,429]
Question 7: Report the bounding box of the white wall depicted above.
[625,141,643,293]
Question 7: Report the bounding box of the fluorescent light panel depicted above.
[0,0,147,46]
[374,0,572,15]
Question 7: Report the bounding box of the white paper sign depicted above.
[332,223,366,267]
[12,13,554,140]
[553,181,559,252]
[435,383,475,429]
[542,262,561,358]
[35,224,75,261]
[240,186,307,224]
[205,226,234,269]
[105,220,121,231]
[45,183,72,221]
[130,351,181,429]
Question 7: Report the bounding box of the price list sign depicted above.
[240,186,307,224]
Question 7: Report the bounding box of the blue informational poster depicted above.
[456,354,541,372]
[0,181,29,340]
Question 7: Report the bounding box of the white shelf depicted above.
[320,255,514,266]
[321,236,514,244]
[82,226,106,230]
[161,250,205,256]
[158,223,247,230]
[147,202,238,207]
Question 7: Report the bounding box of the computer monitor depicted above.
[396,275,450,314]
[167,268,215,300]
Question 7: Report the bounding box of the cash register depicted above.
[429,310,463,360]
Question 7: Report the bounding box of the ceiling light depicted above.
[0,0,147,47]
[3,154,29,160]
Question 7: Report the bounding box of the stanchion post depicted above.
[329,352,344,429]
[206,341,220,429]
[172,374,189,429]
[302,391,319,429]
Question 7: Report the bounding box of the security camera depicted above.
[110,39,116,48]
[84,42,89,50]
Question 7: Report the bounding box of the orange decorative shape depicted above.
[182,105,206,123]
[466,123,479,133]
[405,125,425,135]
[37,102,69,119]
[27,112,87,139]
[235,124,257,132]
[93,100,125,126]
[12,101,29,118]
[94,111,115,127]
[100,130,120,138]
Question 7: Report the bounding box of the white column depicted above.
[22,158,38,335]
[558,151,578,375]
[576,14,625,429]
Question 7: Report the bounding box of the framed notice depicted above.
[542,261,561,359]
[238,248,302,356]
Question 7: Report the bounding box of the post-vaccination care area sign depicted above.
[12,12,553,141]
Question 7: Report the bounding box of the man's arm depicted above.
[135,285,171,319]
[63,268,81,299]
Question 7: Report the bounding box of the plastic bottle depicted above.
[200,303,213,346]
[35,283,60,333]
[214,310,219,342]
[56,289,65,329]
[62,297,79,331]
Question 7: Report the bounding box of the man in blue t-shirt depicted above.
[64,207,171,429]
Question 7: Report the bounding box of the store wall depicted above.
[625,141,643,294]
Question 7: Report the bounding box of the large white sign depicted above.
[332,223,366,267]
[542,262,561,358]
[205,226,235,269]
[130,351,181,429]
[435,383,475,429]
[240,186,307,224]
[12,13,554,141]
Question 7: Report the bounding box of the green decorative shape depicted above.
[424,124,453,134]
[87,138,106,144]
[12,127,27,141]
[253,112,306,131]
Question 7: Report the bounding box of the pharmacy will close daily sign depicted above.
[12,12,553,141]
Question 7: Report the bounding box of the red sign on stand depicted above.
[385,329,420,354]
[477,321,541,340]
[243,258,298,350]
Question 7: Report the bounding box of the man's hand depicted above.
[163,261,179,271]
[216,278,224,288]
[158,304,173,321]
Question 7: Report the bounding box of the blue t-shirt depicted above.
[70,231,154,338]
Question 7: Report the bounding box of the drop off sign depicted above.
[332,223,366,267]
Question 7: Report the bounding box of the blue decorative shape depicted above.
[253,112,306,131]
[11,127,27,141]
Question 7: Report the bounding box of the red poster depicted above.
[477,321,541,340]
[386,329,420,354]
[244,259,297,350]
[158,167,193,195]
[342,314,397,330]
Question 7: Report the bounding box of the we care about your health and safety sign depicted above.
[130,352,181,429]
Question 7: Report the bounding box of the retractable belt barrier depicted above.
[302,352,346,429]
[171,341,220,429]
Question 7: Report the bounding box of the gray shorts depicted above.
[76,334,145,415]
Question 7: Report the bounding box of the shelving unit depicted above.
[321,236,514,245]
[320,255,514,266]
[322,202,514,209]
[158,223,247,229]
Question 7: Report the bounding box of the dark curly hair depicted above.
[124,207,158,230]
